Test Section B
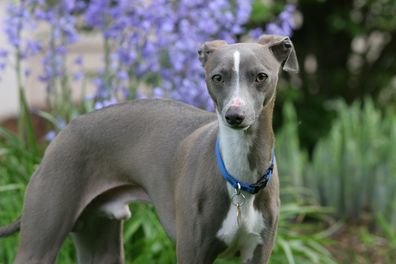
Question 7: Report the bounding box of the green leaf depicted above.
[278,238,296,264]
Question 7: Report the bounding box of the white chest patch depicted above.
[217,196,265,262]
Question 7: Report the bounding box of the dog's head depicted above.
[199,35,298,130]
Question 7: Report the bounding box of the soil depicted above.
[327,225,395,264]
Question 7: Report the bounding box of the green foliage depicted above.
[278,99,396,231]
[272,204,335,264]
[276,101,310,203]
[307,99,396,229]
[271,0,396,151]
[123,204,176,263]
[249,0,275,24]
[377,214,396,247]
[0,129,34,263]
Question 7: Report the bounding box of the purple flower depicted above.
[74,56,83,65]
[1,0,297,117]
[94,97,118,110]
[25,40,41,56]
[153,87,164,98]
[266,23,285,36]
[44,116,67,141]
[80,0,263,110]
[45,130,57,141]
[62,0,75,12]
[25,68,31,77]
[117,71,128,81]
[249,28,264,39]
[265,4,296,37]
[73,71,84,81]
[0,49,8,57]
[0,49,7,73]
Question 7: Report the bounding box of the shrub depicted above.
[278,99,396,230]
[276,101,311,203]
[306,99,396,229]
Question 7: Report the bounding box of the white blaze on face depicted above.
[224,50,246,113]
[233,50,240,95]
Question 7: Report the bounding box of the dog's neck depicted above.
[217,99,275,186]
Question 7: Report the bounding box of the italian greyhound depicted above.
[0,34,298,263]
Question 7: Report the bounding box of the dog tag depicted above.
[236,203,242,225]
[231,183,245,226]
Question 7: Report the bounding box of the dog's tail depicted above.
[0,216,21,238]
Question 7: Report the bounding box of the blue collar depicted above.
[215,137,275,194]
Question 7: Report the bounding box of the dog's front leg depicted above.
[174,197,227,264]
[175,224,226,264]
[174,181,228,263]
[248,212,279,264]
[249,167,280,264]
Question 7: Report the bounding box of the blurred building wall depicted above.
[0,2,18,120]
[0,2,102,121]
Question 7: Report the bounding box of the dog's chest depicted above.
[215,122,266,261]
[216,195,265,262]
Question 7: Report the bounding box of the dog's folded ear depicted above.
[198,40,228,66]
[258,35,299,73]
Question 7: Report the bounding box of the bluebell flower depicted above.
[62,0,75,12]
[94,97,118,110]
[266,23,285,36]
[74,56,83,65]
[24,68,31,77]
[45,130,57,141]
[116,71,128,81]
[153,87,165,98]
[265,4,296,37]
[0,49,8,73]
[0,49,8,57]
[25,40,41,56]
[44,115,67,141]
[250,28,265,39]
[73,71,84,81]
[2,0,296,115]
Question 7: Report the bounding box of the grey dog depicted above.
[0,34,298,264]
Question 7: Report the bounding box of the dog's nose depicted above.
[225,107,245,126]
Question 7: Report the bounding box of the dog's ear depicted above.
[198,40,228,66]
[258,35,299,73]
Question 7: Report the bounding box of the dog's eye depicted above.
[255,73,268,83]
[212,74,223,83]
